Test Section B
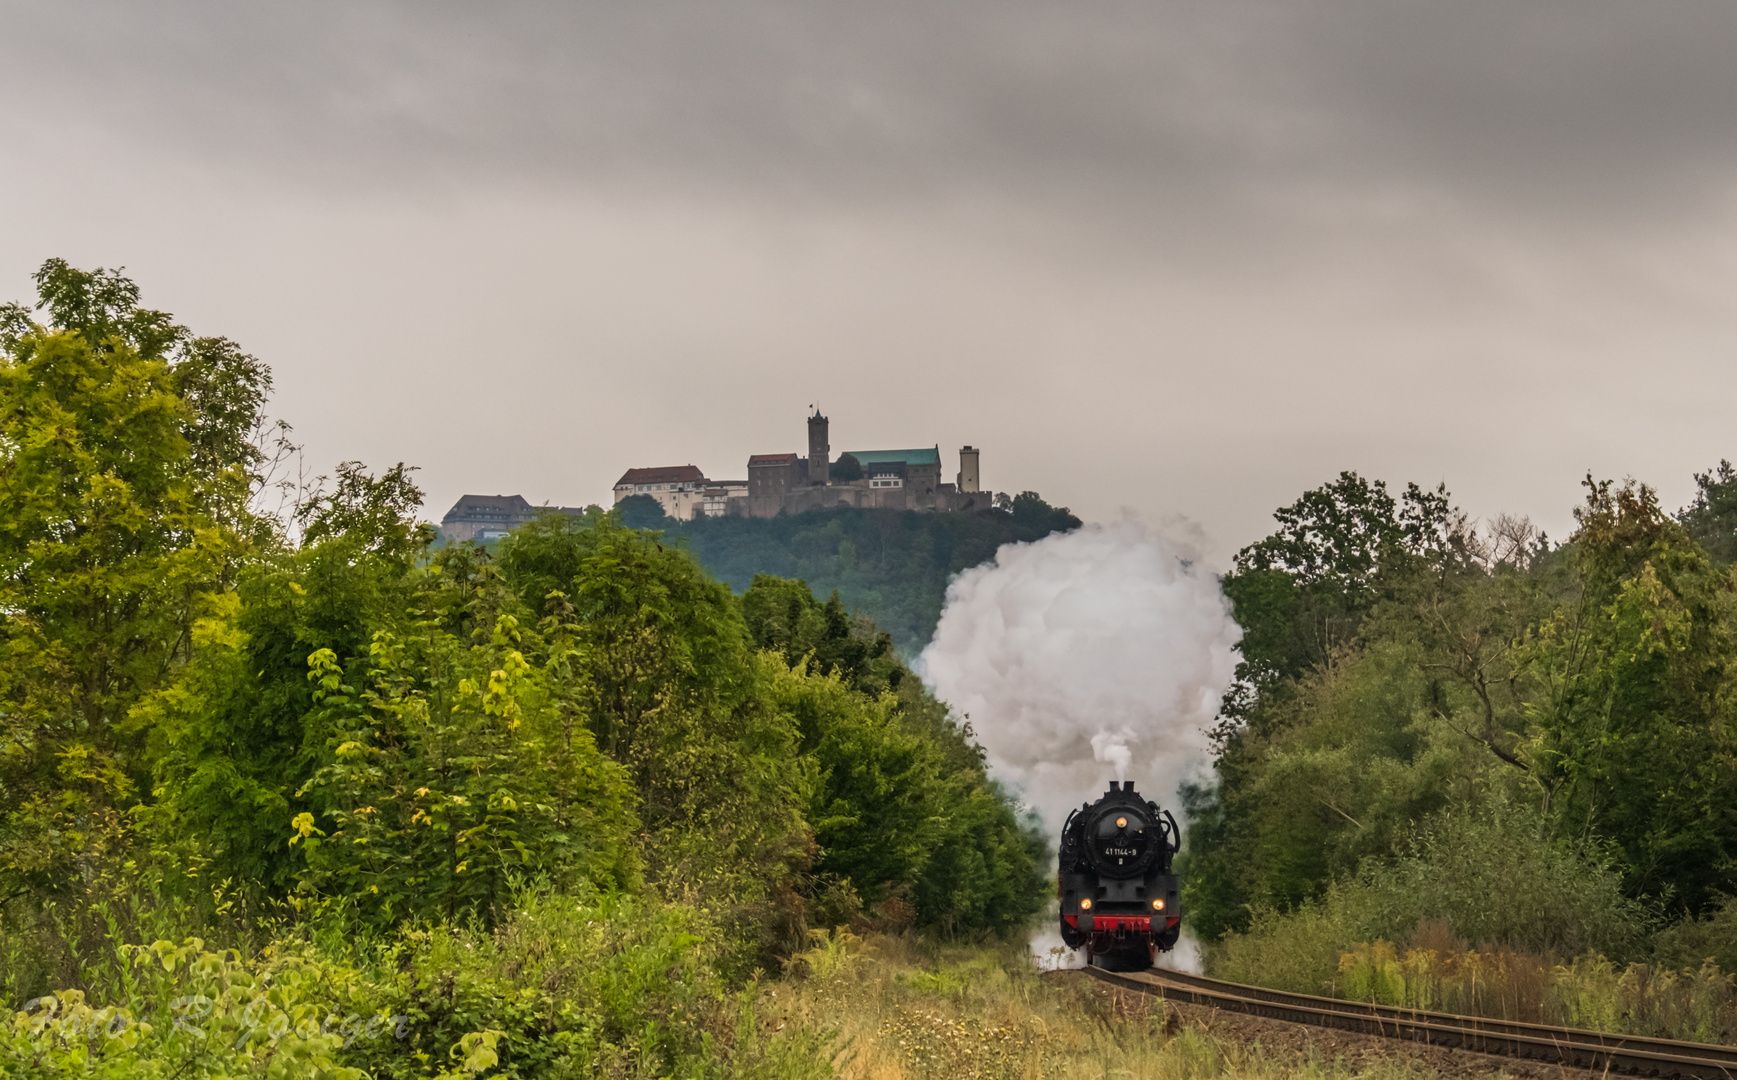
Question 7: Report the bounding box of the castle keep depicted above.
[613,410,996,521]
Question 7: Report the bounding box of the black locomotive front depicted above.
[1058,780,1181,971]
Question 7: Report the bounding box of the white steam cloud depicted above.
[918,521,1241,836]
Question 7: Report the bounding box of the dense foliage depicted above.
[618,493,1081,652]
[1188,466,1737,989]
[0,262,1044,1077]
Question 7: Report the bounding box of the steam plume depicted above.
[918,521,1241,836]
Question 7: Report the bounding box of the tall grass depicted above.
[769,930,1453,1080]
[1331,933,1736,1044]
[1203,796,1737,1045]
[1212,911,1737,1046]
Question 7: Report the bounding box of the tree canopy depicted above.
[0,263,1045,1026]
[660,494,1080,652]
[1189,468,1737,950]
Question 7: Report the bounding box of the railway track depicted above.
[1083,965,1737,1078]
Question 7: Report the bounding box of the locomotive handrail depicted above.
[1158,808,1179,861]
[1084,966,1737,1079]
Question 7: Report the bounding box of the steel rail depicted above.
[1083,965,1737,1079]
[1148,967,1737,1062]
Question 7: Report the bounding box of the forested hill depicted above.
[617,493,1082,653]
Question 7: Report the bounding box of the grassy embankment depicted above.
[9,909,1459,1079]
[776,931,1450,1080]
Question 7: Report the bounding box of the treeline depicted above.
[1188,469,1737,1036]
[0,262,1044,1076]
[615,492,1081,653]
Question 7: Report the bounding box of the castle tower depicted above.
[807,409,830,486]
[957,445,980,493]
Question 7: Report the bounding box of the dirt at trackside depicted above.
[1063,972,1603,1080]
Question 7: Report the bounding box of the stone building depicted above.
[439,494,583,543]
[741,410,995,517]
[700,481,750,518]
[611,465,708,521]
[609,410,997,523]
[609,464,749,521]
[747,453,802,517]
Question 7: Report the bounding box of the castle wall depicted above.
[748,456,800,517]
[903,461,943,510]
[738,418,996,519]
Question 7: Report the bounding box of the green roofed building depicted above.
[737,410,995,518]
[842,448,942,468]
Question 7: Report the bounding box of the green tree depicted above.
[1219,473,1461,717]
[0,260,270,903]
[741,574,898,693]
[750,574,1045,935]
[831,453,864,482]
[291,560,640,924]
[1182,642,1476,940]
[765,662,943,907]
[145,463,440,895]
[1189,473,1540,938]
[1522,478,1737,913]
[496,515,813,959]
[1678,459,1737,564]
[614,493,667,530]
[660,498,1081,652]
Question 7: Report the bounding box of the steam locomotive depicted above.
[1058,780,1181,971]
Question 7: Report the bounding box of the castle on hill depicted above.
[436,410,998,541]
[612,410,996,522]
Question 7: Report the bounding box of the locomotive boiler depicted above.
[1058,780,1181,971]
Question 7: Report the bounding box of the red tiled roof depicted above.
[615,465,706,486]
[748,453,798,465]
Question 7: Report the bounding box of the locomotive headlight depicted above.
[1079,898,1093,910]
[1115,816,1128,829]
[1152,898,1165,911]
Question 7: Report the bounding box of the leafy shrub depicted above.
[291,598,640,925]
[0,936,486,1080]
[1356,795,1647,957]
[1209,886,1367,994]
[1182,641,1478,942]
[344,888,830,1080]
[1653,894,1737,974]
[1209,795,1648,993]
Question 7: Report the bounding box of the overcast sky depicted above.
[4,1,1735,561]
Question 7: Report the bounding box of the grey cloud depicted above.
[7,1,1736,224]
[4,0,1735,555]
